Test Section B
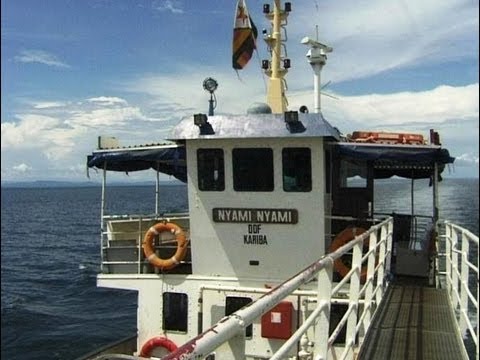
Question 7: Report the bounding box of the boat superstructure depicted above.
[83,2,478,360]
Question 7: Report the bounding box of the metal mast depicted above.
[263,1,291,113]
[301,35,332,114]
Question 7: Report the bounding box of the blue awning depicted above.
[334,142,455,179]
[87,145,187,182]
[86,141,455,183]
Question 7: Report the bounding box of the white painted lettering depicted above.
[243,234,268,245]
[218,210,226,221]
[263,211,271,222]
[277,211,289,223]
[238,211,251,222]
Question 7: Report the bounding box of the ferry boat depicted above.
[82,1,479,359]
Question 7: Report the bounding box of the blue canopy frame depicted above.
[334,142,454,179]
[87,146,187,182]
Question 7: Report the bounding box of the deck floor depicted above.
[358,279,468,360]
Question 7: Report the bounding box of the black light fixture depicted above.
[263,4,270,13]
[299,105,309,113]
[194,113,208,127]
[284,111,305,133]
[193,113,215,135]
[285,2,292,12]
[203,77,218,116]
[284,111,299,124]
[283,58,291,69]
[262,60,269,70]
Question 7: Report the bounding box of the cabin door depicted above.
[331,155,374,238]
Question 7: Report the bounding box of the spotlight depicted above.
[203,77,218,116]
[203,77,218,94]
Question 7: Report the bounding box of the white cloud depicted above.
[454,153,480,167]
[1,95,172,168]
[12,163,32,173]
[1,114,61,148]
[305,84,478,130]
[33,101,66,109]
[152,0,183,14]
[66,106,146,128]
[1,114,83,161]
[14,49,70,68]
[87,97,128,106]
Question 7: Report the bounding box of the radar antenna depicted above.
[301,31,332,114]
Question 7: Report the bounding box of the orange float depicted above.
[140,336,178,357]
[328,226,373,282]
[143,222,187,270]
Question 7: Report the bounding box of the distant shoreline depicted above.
[1,177,476,189]
[1,180,186,189]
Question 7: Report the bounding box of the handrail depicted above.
[161,217,393,360]
[442,221,479,360]
[100,213,191,274]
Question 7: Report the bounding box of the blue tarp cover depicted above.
[86,142,454,182]
[334,143,454,179]
[87,146,187,182]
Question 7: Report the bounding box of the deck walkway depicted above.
[358,279,468,360]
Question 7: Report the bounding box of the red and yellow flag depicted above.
[232,0,258,70]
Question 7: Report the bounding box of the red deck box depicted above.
[261,301,294,339]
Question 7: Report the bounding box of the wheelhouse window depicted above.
[282,148,312,192]
[197,149,225,191]
[232,148,274,192]
[163,292,188,332]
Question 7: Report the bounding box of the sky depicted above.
[1,0,479,182]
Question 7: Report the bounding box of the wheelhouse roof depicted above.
[168,113,342,140]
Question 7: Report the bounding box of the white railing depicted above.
[161,217,394,360]
[100,213,190,274]
[441,221,479,360]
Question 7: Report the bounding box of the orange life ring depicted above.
[143,222,187,270]
[140,336,178,357]
[328,227,371,282]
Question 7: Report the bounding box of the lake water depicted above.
[1,178,478,359]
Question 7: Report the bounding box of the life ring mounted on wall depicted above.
[140,336,178,357]
[328,226,376,283]
[143,222,188,270]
